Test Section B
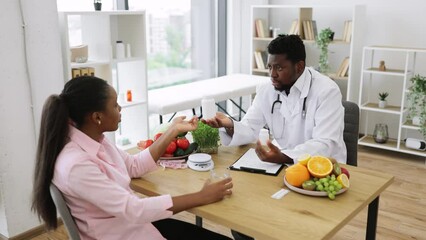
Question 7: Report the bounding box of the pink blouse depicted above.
[53,126,173,240]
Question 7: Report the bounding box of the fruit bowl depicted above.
[284,175,348,197]
[159,152,193,160]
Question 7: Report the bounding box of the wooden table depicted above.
[130,146,394,240]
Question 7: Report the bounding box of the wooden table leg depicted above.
[366,196,379,240]
[196,216,203,227]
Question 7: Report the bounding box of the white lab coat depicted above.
[220,67,347,163]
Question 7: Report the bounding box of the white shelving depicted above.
[249,5,366,101]
[358,46,426,157]
[59,11,149,149]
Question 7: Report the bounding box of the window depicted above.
[58,0,217,90]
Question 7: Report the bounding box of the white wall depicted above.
[0,0,63,237]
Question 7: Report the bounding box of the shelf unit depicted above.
[358,46,426,157]
[59,11,149,151]
[249,5,366,101]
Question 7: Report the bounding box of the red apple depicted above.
[341,167,350,179]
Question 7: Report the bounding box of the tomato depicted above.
[176,138,190,150]
[165,141,177,154]
[154,133,163,141]
[137,139,153,150]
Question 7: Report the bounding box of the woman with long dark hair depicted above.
[32,76,233,240]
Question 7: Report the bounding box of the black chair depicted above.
[50,184,81,240]
[342,101,359,166]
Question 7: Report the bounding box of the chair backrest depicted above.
[342,101,359,166]
[49,184,81,240]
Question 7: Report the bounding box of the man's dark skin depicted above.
[202,54,305,164]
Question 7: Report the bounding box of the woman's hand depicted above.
[171,116,198,134]
[169,177,233,214]
[198,178,233,205]
[201,112,233,128]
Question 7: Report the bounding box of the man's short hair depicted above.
[267,34,306,63]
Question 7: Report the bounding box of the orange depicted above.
[337,174,350,188]
[297,153,311,166]
[285,163,311,187]
[307,156,333,178]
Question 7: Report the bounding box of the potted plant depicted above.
[378,92,389,108]
[407,74,426,138]
[191,121,220,154]
[94,0,102,11]
[316,27,335,73]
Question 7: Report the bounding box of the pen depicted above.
[240,166,266,174]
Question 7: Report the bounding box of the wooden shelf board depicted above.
[252,68,269,73]
[360,103,402,114]
[327,73,348,81]
[113,57,145,64]
[62,10,146,16]
[70,60,110,68]
[364,68,407,76]
[359,135,426,157]
[302,39,350,44]
[253,37,273,41]
[118,100,147,109]
[401,120,422,130]
[365,45,426,53]
[358,135,398,150]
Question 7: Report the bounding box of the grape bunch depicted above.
[311,175,342,200]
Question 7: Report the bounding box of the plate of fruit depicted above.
[283,154,350,200]
[137,132,199,160]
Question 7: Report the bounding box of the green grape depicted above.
[329,186,335,192]
[327,175,331,180]
[313,177,319,181]
[320,178,328,183]
[316,185,324,191]
[315,181,321,186]
[332,190,337,195]
[336,183,342,189]
[324,186,329,191]
[328,193,335,200]
[333,181,339,186]
[323,182,329,187]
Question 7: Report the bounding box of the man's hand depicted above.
[255,139,291,164]
[201,112,233,128]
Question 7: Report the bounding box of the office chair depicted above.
[50,184,81,240]
[342,101,360,166]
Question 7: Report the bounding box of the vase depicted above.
[412,116,421,126]
[94,2,102,11]
[329,32,335,41]
[378,100,387,108]
[373,123,389,144]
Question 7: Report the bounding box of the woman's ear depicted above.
[91,112,102,125]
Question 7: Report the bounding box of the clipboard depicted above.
[229,148,285,176]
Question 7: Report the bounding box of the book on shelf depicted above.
[288,20,299,35]
[336,57,350,77]
[311,20,318,40]
[302,20,310,40]
[301,20,316,40]
[255,19,266,38]
[342,20,352,42]
[254,51,266,70]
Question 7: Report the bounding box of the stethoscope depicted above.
[270,69,312,119]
